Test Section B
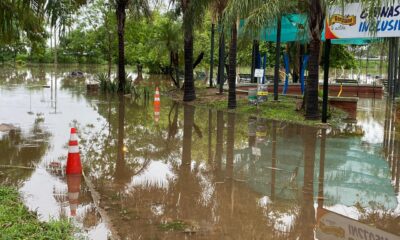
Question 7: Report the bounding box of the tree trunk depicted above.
[305,0,325,119]
[273,16,282,101]
[106,5,112,79]
[169,51,180,88]
[305,39,321,119]
[209,22,215,87]
[217,20,225,94]
[135,63,143,83]
[54,27,58,65]
[228,22,237,109]
[175,52,180,88]
[182,1,196,101]
[116,2,127,93]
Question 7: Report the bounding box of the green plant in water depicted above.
[158,220,187,231]
[96,72,140,96]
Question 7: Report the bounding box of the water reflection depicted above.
[0,116,49,186]
[1,66,399,239]
[82,94,400,239]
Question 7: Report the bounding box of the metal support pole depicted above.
[388,39,393,97]
[396,38,400,97]
[273,16,282,101]
[322,40,331,123]
[393,38,399,100]
[366,45,369,83]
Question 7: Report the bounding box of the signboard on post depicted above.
[326,2,400,39]
[316,209,400,240]
[254,69,264,78]
[254,68,268,103]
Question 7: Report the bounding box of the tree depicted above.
[181,0,196,101]
[210,0,228,93]
[227,21,238,109]
[114,0,150,93]
[46,0,82,65]
[0,0,46,44]
[304,0,325,119]
[154,12,182,88]
[224,0,289,108]
[172,0,210,101]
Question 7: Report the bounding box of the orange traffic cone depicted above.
[154,87,160,106]
[67,174,81,216]
[66,128,82,175]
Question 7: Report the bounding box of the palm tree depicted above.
[172,0,210,101]
[304,0,325,119]
[227,21,237,109]
[46,0,79,65]
[210,0,228,94]
[114,0,149,93]
[0,0,46,44]
[224,0,289,108]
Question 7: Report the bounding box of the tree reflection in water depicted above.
[0,116,50,186]
[75,94,400,239]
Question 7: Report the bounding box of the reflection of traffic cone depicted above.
[154,87,160,122]
[67,174,81,216]
[154,104,160,123]
[66,128,82,175]
[154,87,160,106]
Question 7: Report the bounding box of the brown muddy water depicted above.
[0,65,399,240]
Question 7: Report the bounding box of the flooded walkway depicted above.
[0,66,399,239]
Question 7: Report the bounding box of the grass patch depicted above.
[202,96,346,127]
[158,220,188,231]
[167,87,347,127]
[0,186,74,239]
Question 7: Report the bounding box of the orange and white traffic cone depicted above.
[154,87,160,106]
[66,174,81,217]
[66,128,82,175]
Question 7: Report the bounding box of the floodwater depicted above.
[0,65,399,240]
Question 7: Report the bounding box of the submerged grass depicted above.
[158,220,188,231]
[0,186,74,239]
[202,96,346,127]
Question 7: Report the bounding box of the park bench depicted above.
[335,79,358,84]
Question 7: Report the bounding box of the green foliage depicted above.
[322,44,357,69]
[203,96,345,126]
[0,0,46,44]
[96,73,118,92]
[0,186,73,239]
[159,220,188,231]
[95,72,137,95]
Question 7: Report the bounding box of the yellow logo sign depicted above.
[329,14,356,26]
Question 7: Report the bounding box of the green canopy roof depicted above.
[240,14,380,45]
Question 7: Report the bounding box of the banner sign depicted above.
[326,2,400,39]
[316,209,400,240]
